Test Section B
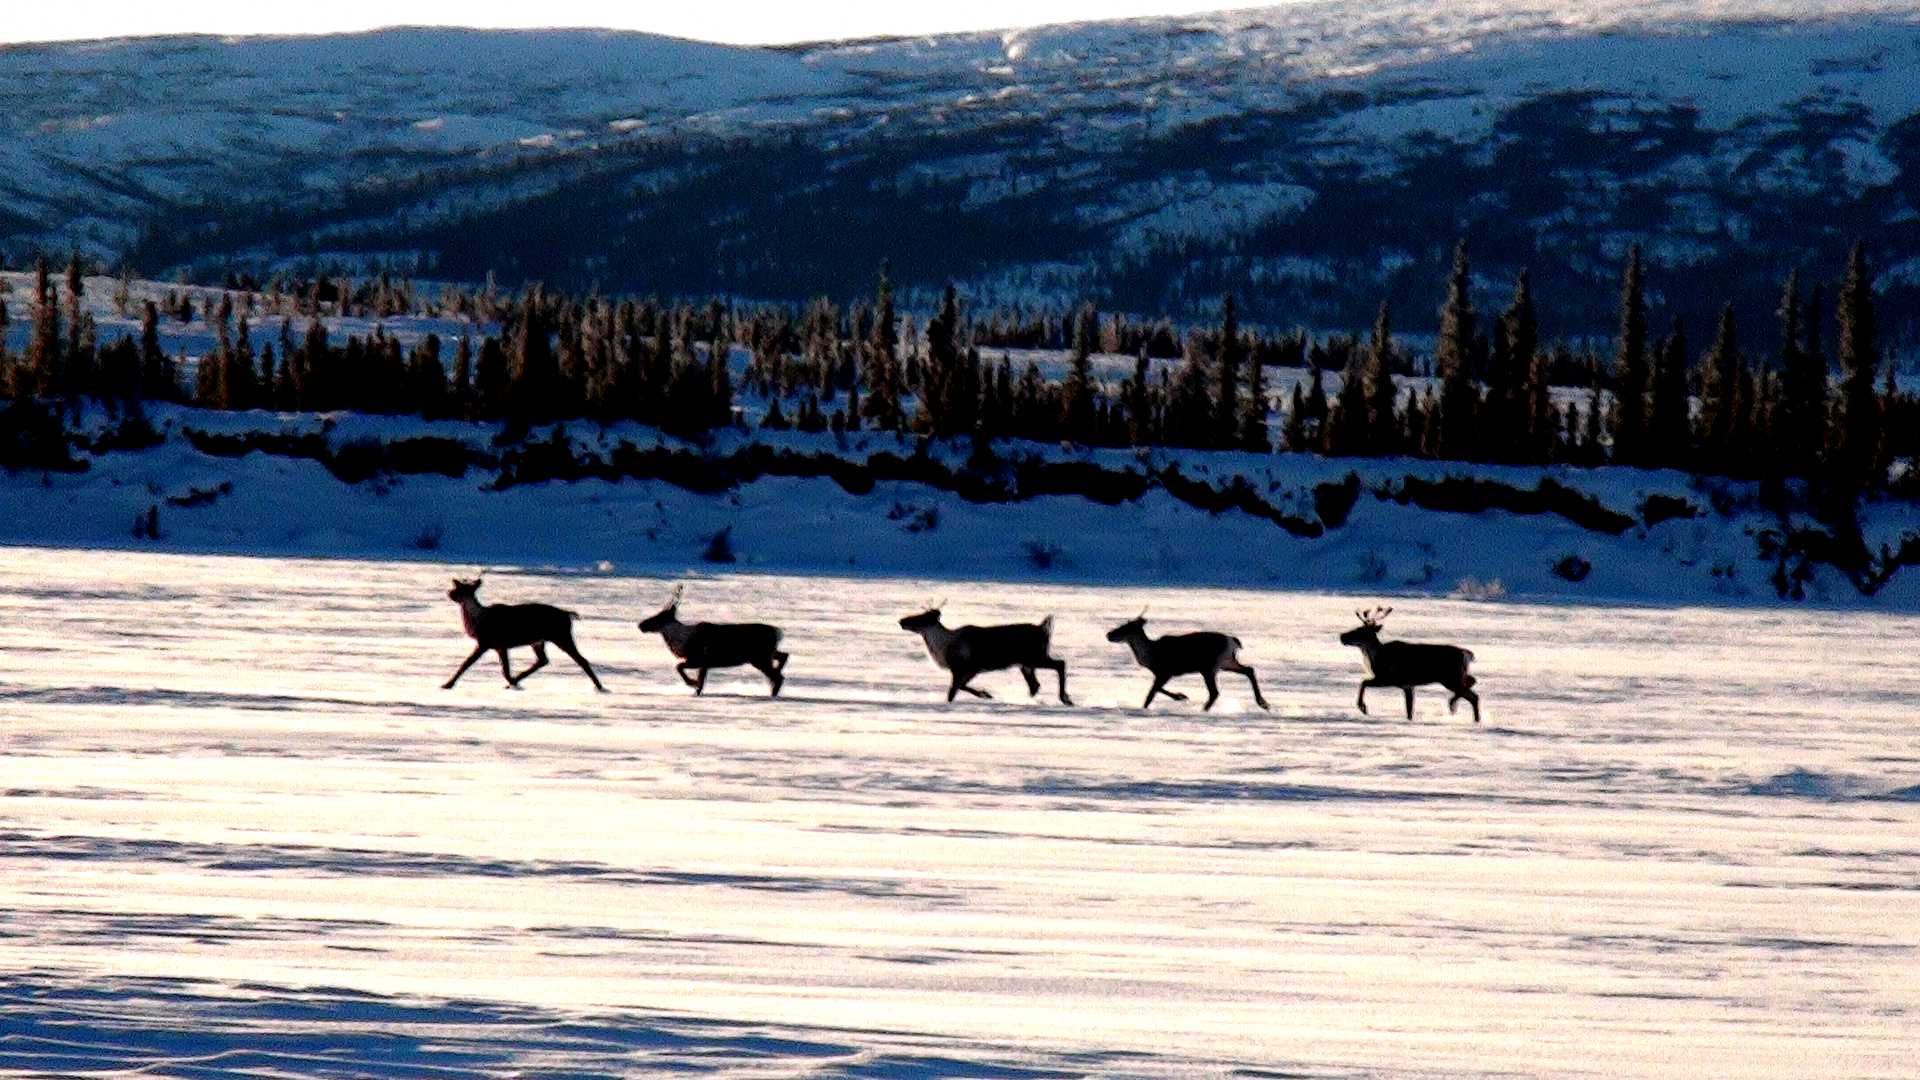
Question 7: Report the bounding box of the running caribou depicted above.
[1105,610,1269,711]
[442,574,606,691]
[1339,606,1480,723]
[638,585,789,696]
[899,604,1072,705]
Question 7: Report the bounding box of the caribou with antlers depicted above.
[638,585,789,696]
[442,573,606,691]
[1105,609,1269,711]
[899,603,1072,705]
[1339,606,1480,722]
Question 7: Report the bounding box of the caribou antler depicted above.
[669,583,685,603]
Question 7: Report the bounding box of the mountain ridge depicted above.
[3,1,1918,340]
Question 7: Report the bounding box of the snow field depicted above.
[1,549,1917,1076]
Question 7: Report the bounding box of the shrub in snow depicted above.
[703,526,737,564]
[1552,554,1592,582]
[1023,540,1064,570]
[1314,472,1363,528]
[1451,577,1507,601]
[1354,550,1388,584]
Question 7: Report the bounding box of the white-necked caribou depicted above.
[899,605,1071,705]
[442,575,605,691]
[1105,611,1269,710]
[1339,607,1480,722]
[638,585,789,696]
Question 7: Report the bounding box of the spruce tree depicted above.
[1060,301,1096,442]
[1324,347,1368,457]
[1434,240,1480,460]
[509,287,559,421]
[1168,339,1214,448]
[408,334,447,417]
[1773,270,1816,477]
[1128,347,1155,446]
[451,335,473,419]
[1282,382,1309,452]
[1833,243,1881,493]
[1486,273,1534,461]
[1213,293,1241,445]
[1363,301,1400,454]
[861,263,903,431]
[475,338,509,419]
[1608,246,1649,467]
[64,254,87,397]
[1648,319,1690,469]
[26,257,61,398]
[1239,334,1269,451]
[1698,304,1743,469]
[224,317,256,409]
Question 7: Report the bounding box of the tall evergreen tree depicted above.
[1491,271,1537,462]
[1774,269,1823,478]
[1167,338,1214,448]
[509,287,560,420]
[1608,246,1650,466]
[1362,301,1401,454]
[408,334,447,417]
[63,253,87,397]
[1648,318,1691,468]
[450,335,473,419]
[1239,333,1269,451]
[861,263,903,431]
[1213,293,1242,445]
[1698,304,1743,468]
[26,257,61,398]
[1434,241,1480,460]
[1833,243,1881,493]
[1282,382,1310,452]
[1060,301,1097,442]
[1324,343,1369,456]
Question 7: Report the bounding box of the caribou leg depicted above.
[443,645,486,690]
[1403,685,1416,719]
[753,658,784,696]
[1143,675,1172,709]
[554,638,605,692]
[511,642,550,686]
[1201,671,1221,711]
[1040,658,1072,706]
[1019,665,1041,697]
[1223,659,1269,711]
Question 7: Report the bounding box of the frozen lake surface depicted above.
[1,548,1917,1077]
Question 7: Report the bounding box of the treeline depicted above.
[0,245,1907,504]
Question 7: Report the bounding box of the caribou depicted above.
[898,604,1071,705]
[638,585,789,696]
[1339,606,1480,722]
[1105,610,1269,711]
[442,574,606,691]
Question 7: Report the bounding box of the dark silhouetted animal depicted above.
[1339,607,1479,722]
[899,606,1071,704]
[1105,612,1269,710]
[443,575,604,691]
[638,585,788,696]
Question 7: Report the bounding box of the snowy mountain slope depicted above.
[3,1,1920,335]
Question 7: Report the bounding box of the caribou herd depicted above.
[441,575,1483,720]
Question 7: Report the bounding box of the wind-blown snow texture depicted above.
[5,1,1920,331]
[1,551,1917,1077]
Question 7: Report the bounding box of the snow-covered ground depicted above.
[2,550,1917,1077]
